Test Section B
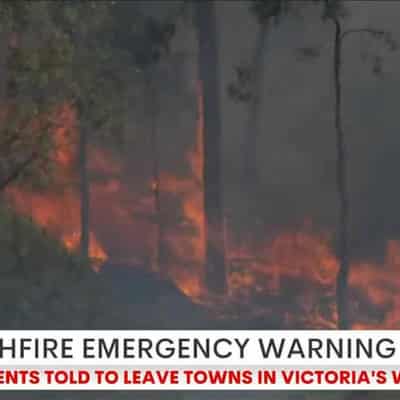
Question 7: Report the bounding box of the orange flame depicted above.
[155,86,400,330]
[156,81,206,297]
[6,104,107,265]
[3,97,400,330]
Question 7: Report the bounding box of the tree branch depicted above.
[341,28,385,41]
[0,151,38,192]
[297,26,389,60]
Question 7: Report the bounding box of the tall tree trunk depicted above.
[195,1,226,294]
[243,21,269,188]
[79,120,90,262]
[0,33,9,102]
[331,11,370,400]
[332,18,350,330]
[147,76,164,276]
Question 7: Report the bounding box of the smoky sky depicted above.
[121,1,400,263]
[215,0,400,261]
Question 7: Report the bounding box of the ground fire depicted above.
[4,101,400,330]
[5,104,108,267]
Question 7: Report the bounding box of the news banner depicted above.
[1,330,400,390]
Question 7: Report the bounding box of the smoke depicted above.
[112,0,400,270]
[216,1,400,262]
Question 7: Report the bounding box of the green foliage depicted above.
[0,0,178,191]
[0,1,76,190]
[48,1,177,145]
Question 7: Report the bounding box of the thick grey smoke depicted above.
[120,1,400,264]
[217,1,400,261]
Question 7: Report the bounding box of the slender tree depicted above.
[243,21,269,187]
[302,0,397,329]
[195,1,226,294]
[327,4,395,330]
[227,0,291,241]
[243,0,289,187]
[146,74,164,274]
[123,12,177,275]
[229,1,291,187]
[50,1,174,263]
[332,14,351,330]
[0,2,74,192]
[78,116,89,261]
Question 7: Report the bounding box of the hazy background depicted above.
[143,0,400,265]
[218,1,400,262]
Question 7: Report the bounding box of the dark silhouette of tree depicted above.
[327,3,395,330]
[302,0,397,329]
[331,12,351,331]
[50,1,176,263]
[243,20,268,188]
[195,0,226,294]
[146,74,164,275]
[0,2,73,192]
[78,116,89,261]
[243,0,290,187]
[125,10,178,275]
[227,0,292,240]
[229,1,292,189]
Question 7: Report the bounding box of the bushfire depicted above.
[4,102,400,330]
[5,105,107,266]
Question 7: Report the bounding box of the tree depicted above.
[78,115,90,260]
[0,1,74,193]
[244,0,290,187]
[49,1,162,262]
[56,2,122,261]
[227,0,292,239]
[139,18,177,276]
[242,21,268,188]
[195,1,226,294]
[303,0,397,329]
[323,0,396,330]
[228,1,292,187]
[148,77,163,274]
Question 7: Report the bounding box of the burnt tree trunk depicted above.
[332,18,350,330]
[0,32,9,102]
[243,21,269,188]
[79,118,90,262]
[196,1,226,294]
[147,75,165,275]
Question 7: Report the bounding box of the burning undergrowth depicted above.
[5,104,107,268]
[4,103,400,330]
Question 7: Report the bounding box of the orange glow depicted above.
[156,85,400,330]
[6,104,108,265]
[158,81,206,297]
[3,98,400,330]
[63,232,107,269]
